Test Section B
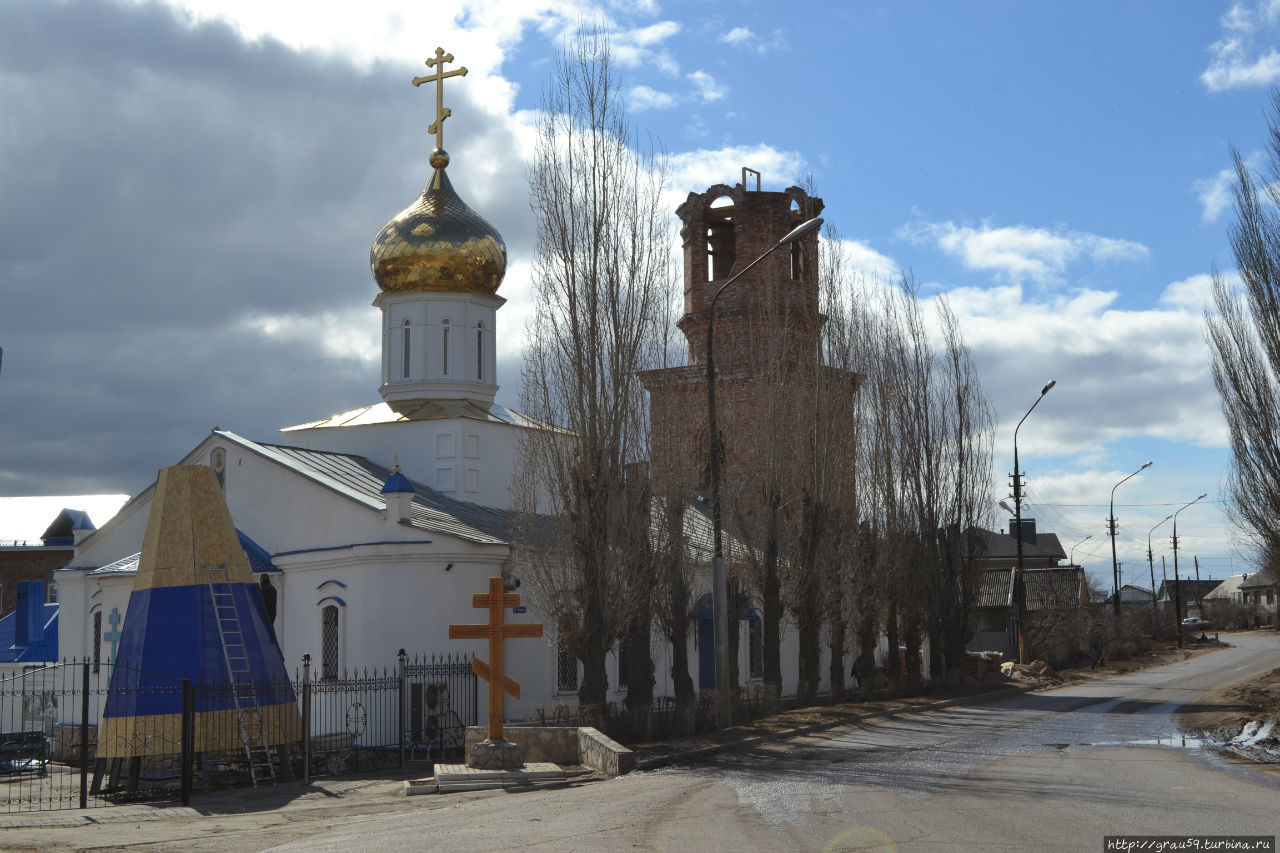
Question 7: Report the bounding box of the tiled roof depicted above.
[975,566,1086,610]
[975,568,1014,609]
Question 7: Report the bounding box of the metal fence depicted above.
[0,652,475,813]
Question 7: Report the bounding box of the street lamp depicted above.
[1171,493,1207,647]
[1069,534,1092,566]
[1108,461,1153,617]
[1011,380,1056,665]
[706,215,823,729]
[1147,514,1172,622]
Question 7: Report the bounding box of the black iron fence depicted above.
[0,651,475,813]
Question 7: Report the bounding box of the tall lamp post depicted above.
[1068,534,1092,567]
[1011,380,1056,665]
[1171,493,1207,647]
[706,215,823,729]
[1108,461,1153,617]
[1147,514,1172,622]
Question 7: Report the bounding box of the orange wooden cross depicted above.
[448,577,543,740]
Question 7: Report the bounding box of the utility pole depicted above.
[1012,381,1056,665]
[1109,462,1153,617]
[1171,494,1207,648]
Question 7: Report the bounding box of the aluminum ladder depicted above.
[206,564,275,786]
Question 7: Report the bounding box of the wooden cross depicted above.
[412,47,468,152]
[449,577,543,740]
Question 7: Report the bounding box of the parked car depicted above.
[1181,617,1214,633]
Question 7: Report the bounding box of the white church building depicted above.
[53,57,841,731]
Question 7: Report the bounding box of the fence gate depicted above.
[401,654,477,763]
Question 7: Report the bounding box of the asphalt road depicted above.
[8,634,1279,852]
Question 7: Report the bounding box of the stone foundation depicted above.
[467,738,523,770]
[463,726,634,775]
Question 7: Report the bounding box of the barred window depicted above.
[556,644,578,694]
[748,617,764,680]
[93,611,102,673]
[321,605,339,680]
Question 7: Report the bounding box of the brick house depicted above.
[0,508,94,615]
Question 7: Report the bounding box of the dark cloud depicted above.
[0,0,535,496]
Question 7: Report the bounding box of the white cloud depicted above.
[1201,1,1280,92]
[1158,272,1219,311]
[839,239,898,281]
[1194,165,1238,222]
[239,309,379,364]
[630,84,676,110]
[612,20,681,72]
[900,220,1150,285]
[0,495,131,543]
[665,144,806,199]
[687,70,727,102]
[717,25,788,54]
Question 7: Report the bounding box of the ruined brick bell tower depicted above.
[642,169,825,492]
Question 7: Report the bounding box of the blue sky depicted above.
[1,0,1276,592]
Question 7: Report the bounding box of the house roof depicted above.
[1206,573,1251,598]
[972,527,1066,563]
[1107,584,1154,602]
[1239,565,1280,590]
[0,603,58,663]
[1156,578,1225,601]
[975,566,1086,610]
[40,508,96,545]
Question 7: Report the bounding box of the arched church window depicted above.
[402,319,412,379]
[476,321,484,381]
[92,610,102,673]
[706,196,735,281]
[441,318,451,377]
[321,605,339,680]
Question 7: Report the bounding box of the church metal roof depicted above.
[279,402,563,434]
[216,431,512,545]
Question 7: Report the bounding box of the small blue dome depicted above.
[381,467,414,495]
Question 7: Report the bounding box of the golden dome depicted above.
[370,155,507,295]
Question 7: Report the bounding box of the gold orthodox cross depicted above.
[449,577,543,740]
[412,47,468,152]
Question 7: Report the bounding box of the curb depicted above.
[633,686,1027,772]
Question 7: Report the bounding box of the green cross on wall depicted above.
[103,608,123,664]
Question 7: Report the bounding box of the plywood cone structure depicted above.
[100,465,300,759]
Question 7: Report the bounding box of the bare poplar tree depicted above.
[514,26,671,717]
[1206,93,1280,574]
